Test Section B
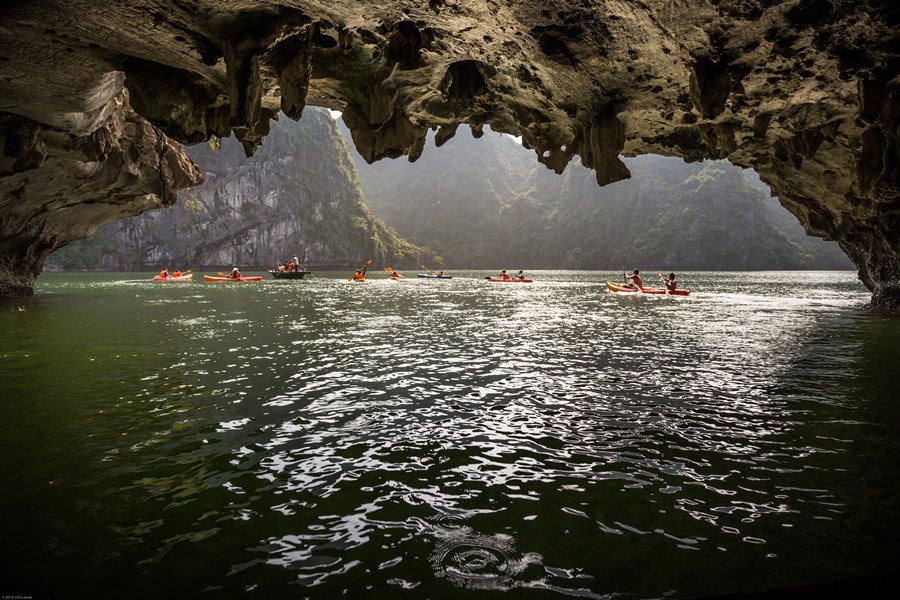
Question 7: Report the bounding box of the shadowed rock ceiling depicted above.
[0,1,898,304]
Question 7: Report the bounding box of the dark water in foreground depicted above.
[1,271,899,599]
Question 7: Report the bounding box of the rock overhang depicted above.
[0,0,898,305]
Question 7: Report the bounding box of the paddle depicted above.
[348,259,373,281]
[657,271,671,297]
[421,264,436,276]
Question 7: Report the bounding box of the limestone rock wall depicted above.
[46,109,432,270]
[1,1,898,304]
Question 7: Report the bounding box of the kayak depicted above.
[268,269,311,279]
[152,274,192,282]
[605,280,690,296]
[390,275,402,280]
[486,277,532,283]
[417,274,452,279]
[203,275,263,282]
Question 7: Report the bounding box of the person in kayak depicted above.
[624,269,643,289]
[353,266,366,281]
[172,270,182,277]
[292,256,300,270]
[662,272,677,292]
[515,270,526,280]
[159,267,169,279]
[436,270,445,277]
[230,267,242,279]
[499,269,511,281]
[390,269,401,278]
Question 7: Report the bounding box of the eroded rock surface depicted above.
[1,1,898,304]
[0,89,201,296]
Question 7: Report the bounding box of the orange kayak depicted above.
[606,281,690,296]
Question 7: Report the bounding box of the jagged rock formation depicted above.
[46,109,433,270]
[0,90,200,297]
[0,1,898,304]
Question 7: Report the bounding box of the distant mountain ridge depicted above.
[47,109,435,270]
[343,124,853,271]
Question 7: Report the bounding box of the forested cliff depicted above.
[348,126,852,270]
[47,110,433,270]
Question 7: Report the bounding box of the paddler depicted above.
[172,270,182,277]
[159,267,169,279]
[499,269,510,281]
[624,269,643,289]
[390,269,401,278]
[292,256,300,271]
[436,270,445,277]
[515,270,526,280]
[230,267,242,279]
[661,272,677,292]
[353,269,365,281]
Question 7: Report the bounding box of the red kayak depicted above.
[203,275,263,282]
[606,281,690,296]
[486,277,533,283]
[152,274,192,282]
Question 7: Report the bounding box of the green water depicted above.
[2,271,899,598]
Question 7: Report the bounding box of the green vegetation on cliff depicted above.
[48,109,436,270]
[345,125,853,270]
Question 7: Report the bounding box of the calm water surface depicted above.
[1,271,899,598]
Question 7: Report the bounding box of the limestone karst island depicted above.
[1,1,898,599]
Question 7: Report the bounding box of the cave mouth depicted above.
[45,112,854,278]
[0,0,897,304]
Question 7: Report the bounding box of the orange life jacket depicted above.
[159,269,168,278]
